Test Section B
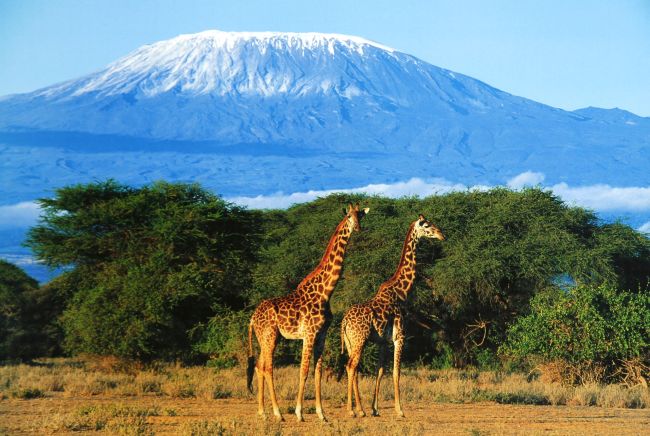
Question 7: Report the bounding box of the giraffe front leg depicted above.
[393,319,405,417]
[313,330,329,422]
[295,336,314,422]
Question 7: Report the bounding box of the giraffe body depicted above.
[341,215,444,417]
[248,204,368,422]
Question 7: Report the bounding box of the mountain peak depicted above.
[170,30,397,53]
[35,29,402,100]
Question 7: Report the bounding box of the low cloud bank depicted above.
[1,173,650,229]
[0,202,41,229]
[229,173,650,214]
[227,178,490,209]
[551,183,650,211]
[0,254,41,266]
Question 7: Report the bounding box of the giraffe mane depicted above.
[296,215,348,290]
[386,221,416,284]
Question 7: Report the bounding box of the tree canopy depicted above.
[7,180,648,367]
[26,180,259,359]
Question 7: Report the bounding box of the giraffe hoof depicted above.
[348,410,356,418]
[258,412,267,420]
[295,414,304,422]
[371,410,380,417]
[357,410,366,417]
[396,411,405,418]
[274,414,284,422]
[318,415,328,422]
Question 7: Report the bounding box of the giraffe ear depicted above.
[347,203,354,213]
[418,214,426,221]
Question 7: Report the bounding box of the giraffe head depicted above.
[343,203,370,232]
[414,214,445,241]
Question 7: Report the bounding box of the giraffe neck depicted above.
[375,223,419,302]
[296,217,352,301]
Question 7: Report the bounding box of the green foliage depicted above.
[26,181,259,359]
[501,283,650,377]
[21,180,650,366]
[0,260,62,359]
[191,307,250,369]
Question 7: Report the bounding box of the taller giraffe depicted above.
[340,214,444,418]
[247,203,369,422]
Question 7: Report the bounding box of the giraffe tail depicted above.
[336,317,348,382]
[246,318,255,393]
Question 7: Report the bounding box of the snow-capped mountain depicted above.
[1,30,649,205]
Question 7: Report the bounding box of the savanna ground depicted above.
[1,358,649,435]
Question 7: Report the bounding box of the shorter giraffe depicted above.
[340,215,444,418]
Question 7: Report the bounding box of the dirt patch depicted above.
[1,395,649,435]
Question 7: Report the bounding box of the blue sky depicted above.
[1,1,649,115]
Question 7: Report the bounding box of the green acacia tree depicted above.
[26,180,260,359]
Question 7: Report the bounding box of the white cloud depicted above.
[0,254,42,266]
[229,173,650,215]
[550,183,650,211]
[507,171,545,189]
[2,174,650,228]
[228,178,491,209]
[0,202,41,228]
[639,222,650,234]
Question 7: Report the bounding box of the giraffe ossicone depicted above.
[247,203,369,422]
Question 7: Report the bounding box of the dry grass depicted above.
[1,357,648,410]
[1,357,650,435]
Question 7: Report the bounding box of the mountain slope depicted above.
[0,30,649,205]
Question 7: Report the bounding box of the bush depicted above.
[191,308,250,368]
[501,283,650,383]
[0,260,63,359]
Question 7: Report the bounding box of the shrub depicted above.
[501,284,650,383]
[191,308,250,368]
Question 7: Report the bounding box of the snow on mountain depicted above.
[0,30,649,207]
[38,31,396,99]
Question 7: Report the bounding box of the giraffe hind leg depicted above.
[371,343,388,416]
[257,327,283,421]
[264,335,283,421]
[295,335,315,422]
[256,355,266,418]
[313,328,329,422]
[346,338,366,418]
